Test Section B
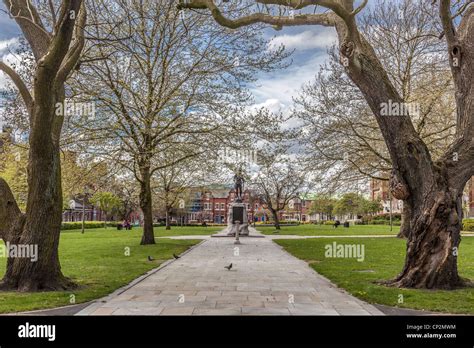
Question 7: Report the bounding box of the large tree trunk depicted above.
[0,99,74,291]
[387,184,464,289]
[397,203,411,239]
[165,208,171,230]
[0,0,85,291]
[271,209,281,230]
[139,167,155,245]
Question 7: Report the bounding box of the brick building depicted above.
[177,188,258,224]
[370,176,474,218]
[465,178,474,218]
[62,195,142,224]
[172,188,318,224]
[369,178,403,214]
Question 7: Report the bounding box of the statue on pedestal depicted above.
[233,170,245,202]
[226,169,249,236]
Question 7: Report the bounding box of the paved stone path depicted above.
[77,228,383,316]
[156,234,398,240]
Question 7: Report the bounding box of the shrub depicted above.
[61,221,118,230]
[278,220,300,224]
[370,220,401,226]
[371,213,401,221]
[371,220,387,225]
[324,220,335,225]
[462,219,474,231]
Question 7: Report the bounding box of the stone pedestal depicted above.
[226,202,249,236]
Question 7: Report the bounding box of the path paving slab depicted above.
[77,228,384,316]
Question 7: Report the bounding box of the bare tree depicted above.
[75,0,286,244]
[295,1,456,197]
[0,0,86,291]
[251,145,308,230]
[153,153,211,230]
[181,0,474,289]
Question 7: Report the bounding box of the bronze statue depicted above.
[233,170,245,200]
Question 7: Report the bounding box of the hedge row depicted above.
[463,219,474,231]
[256,220,299,225]
[369,213,402,221]
[369,220,402,226]
[61,221,118,230]
[153,223,227,227]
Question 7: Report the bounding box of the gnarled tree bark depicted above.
[0,0,86,291]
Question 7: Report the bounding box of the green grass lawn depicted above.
[61,225,223,236]
[258,224,400,236]
[153,226,223,236]
[0,228,201,314]
[275,237,474,314]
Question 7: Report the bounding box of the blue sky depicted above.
[0,2,343,115]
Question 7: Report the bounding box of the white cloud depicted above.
[0,54,19,91]
[0,71,8,90]
[2,51,22,66]
[268,28,337,52]
[251,52,328,108]
[0,38,21,92]
[250,98,286,113]
[0,51,28,91]
[0,37,18,56]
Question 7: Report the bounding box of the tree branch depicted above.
[178,0,338,28]
[440,0,457,47]
[3,0,51,61]
[56,2,87,84]
[0,61,33,112]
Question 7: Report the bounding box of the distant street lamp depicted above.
[299,197,303,224]
[389,191,393,232]
[81,186,89,234]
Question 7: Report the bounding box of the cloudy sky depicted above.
[0,2,339,117]
[251,26,337,113]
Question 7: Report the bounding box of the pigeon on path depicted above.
[224,263,233,271]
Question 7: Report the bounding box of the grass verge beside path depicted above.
[275,237,474,314]
[60,226,223,237]
[258,224,400,236]
[0,228,200,314]
[153,226,222,236]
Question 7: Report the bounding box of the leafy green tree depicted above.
[333,193,365,218]
[309,196,336,221]
[363,199,383,215]
[90,192,122,228]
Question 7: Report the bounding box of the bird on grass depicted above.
[173,253,180,259]
[147,256,155,261]
[224,263,233,271]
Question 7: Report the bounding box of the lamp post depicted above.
[389,191,393,232]
[81,186,89,234]
[299,195,303,224]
